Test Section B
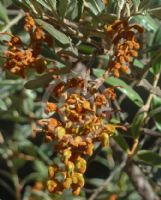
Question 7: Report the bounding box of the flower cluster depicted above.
[105,19,144,77]
[4,13,52,77]
[38,77,124,195]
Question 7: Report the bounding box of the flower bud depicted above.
[100,132,109,147]
[47,180,57,192]
[72,173,84,189]
[63,177,72,189]
[75,157,87,173]
[48,166,57,178]
[55,126,66,140]
[62,149,71,163]
[66,161,75,176]
[72,186,81,196]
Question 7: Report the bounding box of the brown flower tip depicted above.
[105,20,144,77]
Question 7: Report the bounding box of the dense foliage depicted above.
[0,1,161,200]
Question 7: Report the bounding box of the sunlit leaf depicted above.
[36,19,71,44]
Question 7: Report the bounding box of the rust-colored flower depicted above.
[105,19,143,77]
[24,13,35,31]
[3,13,53,77]
[37,77,125,195]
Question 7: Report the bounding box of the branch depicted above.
[110,139,160,200]
[88,157,127,200]
[129,72,161,157]
[125,161,160,200]
[141,128,161,138]
[148,7,161,13]
[1,11,25,33]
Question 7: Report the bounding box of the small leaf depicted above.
[34,160,48,178]
[0,79,24,86]
[85,0,105,15]
[47,0,57,9]
[134,14,158,32]
[131,111,145,138]
[132,0,140,11]
[95,156,108,167]
[24,73,53,89]
[21,172,43,187]
[0,2,8,23]
[86,178,105,187]
[151,26,161,74]
[0,99,7,111]
[66,0,80,20]
[36,19,71,44]
[35,0,51,11]
[139,0,151,11]
[78,44,95,54]
[137,150,161,167]
[113,133,129,153]
[58,0,69,18]
[30,0,44,15]
[151,96,161,131]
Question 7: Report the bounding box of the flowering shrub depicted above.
[0,1,161,200]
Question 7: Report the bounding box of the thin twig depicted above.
[129,72,160,158]
[110,139,160,200]
[1,11,25,33]
[142,128,161,138]
[88,157,127,200]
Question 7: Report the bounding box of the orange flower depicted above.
[24,13,35,31]
[37,77,123,195]
[105,19,143,77]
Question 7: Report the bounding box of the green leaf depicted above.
[66,0,79,20]
[151,96,161,131]
[24,73,53,89]
[30,0,44,15]
[86,178,105,187]
[35,0,51,11]
[95,156,108,167]
[21,172,43,187]
[85,0,105,15]
[93,69,144,107]
[132,0,140,11]
[131,111,145,138]
[46,0,57,9]
[139,0,151,11]
[34,160,48,178]
[0,99,7,111]
[151,55,161,75]
[0,2,9,23]
[58,0,83,20]
[98,13,117,24]
[113,133,129,153]
[134,14,158,32]
[137,150,161,167]
[151,26,161,74]
[36,19,71,44]
[133,59,144,69]
[58,0,69,18]
[0,79,24,86]
[78,44,95,54]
